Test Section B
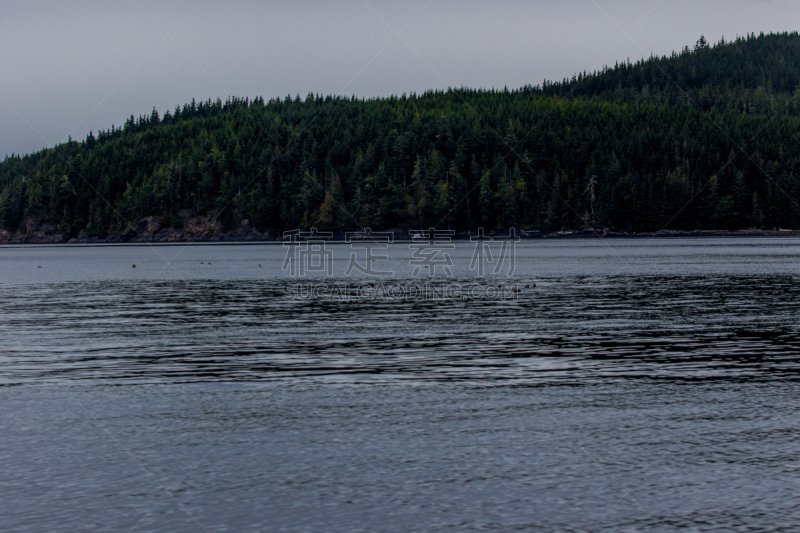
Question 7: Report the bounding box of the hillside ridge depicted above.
[2,31,800,242]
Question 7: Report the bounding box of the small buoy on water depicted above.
[132,264,136,268]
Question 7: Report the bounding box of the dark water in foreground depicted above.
[2,238,800,532]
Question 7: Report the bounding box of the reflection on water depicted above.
[2,274,800,384]
[2,239,800,532]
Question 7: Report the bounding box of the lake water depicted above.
[2,238,800,532]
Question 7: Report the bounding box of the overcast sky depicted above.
[1,0,798,157]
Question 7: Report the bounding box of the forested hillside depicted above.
[2,31,800,240]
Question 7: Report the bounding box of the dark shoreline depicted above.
[3,225,800,245]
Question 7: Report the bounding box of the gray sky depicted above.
[2,0,798,157]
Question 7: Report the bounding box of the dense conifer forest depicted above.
[2,31,800,238]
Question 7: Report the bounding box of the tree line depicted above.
[2,31,800,237]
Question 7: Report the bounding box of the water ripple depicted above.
[3,275,800,385]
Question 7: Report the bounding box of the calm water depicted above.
[2,238,800,532]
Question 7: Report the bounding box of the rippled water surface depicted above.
[2,238,800,532]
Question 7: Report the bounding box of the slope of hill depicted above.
[2,31,800,242]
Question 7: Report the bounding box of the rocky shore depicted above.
[0,216,270,245]
[2,216,799,245]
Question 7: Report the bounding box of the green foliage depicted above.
[3,33,800,236]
